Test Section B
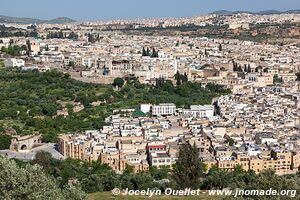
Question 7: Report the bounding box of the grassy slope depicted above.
[88,192,221,200]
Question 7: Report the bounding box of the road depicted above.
[0,143,65,161]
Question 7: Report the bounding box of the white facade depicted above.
[257,137,278,145]
[229,23,250,30]
[140,104,151,114]
[4,58,25,67]
[151,103,176,116]
[183,105,214,118]
[149,152,172,168]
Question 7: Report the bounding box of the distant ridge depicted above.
[0,15,76,24]
[47,17,76,24]
[211,9,300,16]
[1,10,300,24]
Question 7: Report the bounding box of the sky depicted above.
[0,0,300,21]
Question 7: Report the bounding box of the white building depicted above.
[228,23,250,30]
[151,103,176,116]
[4,58,25,67]
[185,105,214,118]
[140,104,151,114]
[149,152,172,168]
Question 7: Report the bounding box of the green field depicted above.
[88,192,221,200]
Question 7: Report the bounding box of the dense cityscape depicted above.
[1,2,300,200]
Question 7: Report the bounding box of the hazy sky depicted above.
[1,0,300,21]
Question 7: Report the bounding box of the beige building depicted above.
[100,151,149,172]
[216,150,298,175]
[278,73,297,82]
[58,134,100,162]
[10,135,42,151]
[58,134,149,172]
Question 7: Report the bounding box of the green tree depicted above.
[228,166,256,189]
[41,103,58,116]
[0,125,4,133]
[246,169,298,197]
[113,77,125,88]
[296,72,300,81]
[238,65,242,72]
[81,174,104,193]
[151,48,159,58]
[175,71,181,86]
[68,61,75,67]
[255,66,262,72]
[203,165,231,189]
[26,39,31,56]
[233,62,238,72]
[142,47,147,56]
[161,80,174,93]
[244,64,247,72]
[146,47,150,56]
[247,64,251,73]
[226,138,235,146]
[124,164,135,174]
[0,156,86,200]
[181,73,188,83]
[0,61,4,68]
[273,74,283,83]
[188,43,194,49]
[149,166,170,180]
[66,103,74,116]
[0,134,11,150]
[173,143,206,189]
[31,151,54,174]
[1,45,22,56]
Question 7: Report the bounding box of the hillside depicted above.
[211,9,300,16]
[0,15,76,24]
[0,68,229,142]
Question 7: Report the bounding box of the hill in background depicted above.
[0,15,76,24]
[211,9,300,16]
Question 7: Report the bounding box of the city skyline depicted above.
[2,1,300,199]
[1,0,300,21]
